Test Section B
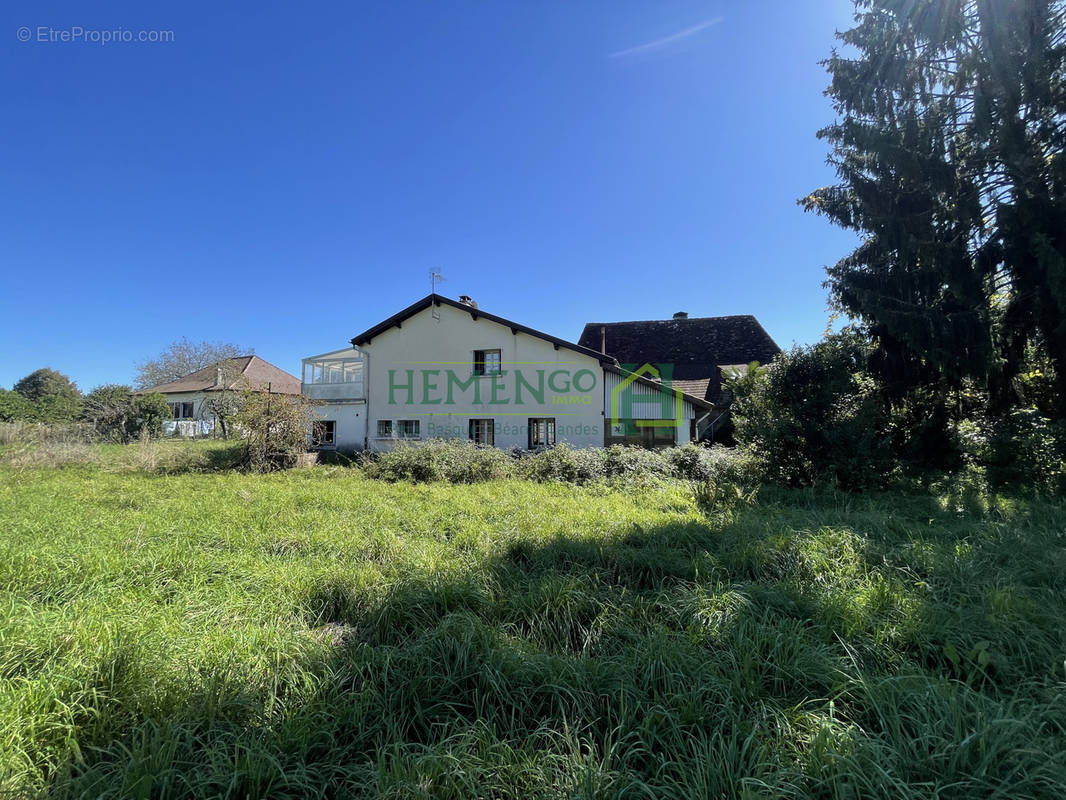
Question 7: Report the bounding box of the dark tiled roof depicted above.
[603,365,714,410]
[672,378,714,400]
[141,356,301,395]
[578,316,780,403]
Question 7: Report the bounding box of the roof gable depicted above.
[141,355,300,395]
[350,294,613,363]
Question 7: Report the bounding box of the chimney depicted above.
[600,325,606,354]
[458,295,478,309]
[673,311,688,320]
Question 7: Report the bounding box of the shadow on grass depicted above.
[41,489,1066,799]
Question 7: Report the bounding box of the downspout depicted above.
[597,330,608,446]
[363,351,370,451]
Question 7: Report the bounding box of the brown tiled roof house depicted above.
[143,355,301,396]
[138,355,301,437]
[578,313,781,405]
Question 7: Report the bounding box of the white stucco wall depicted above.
[359,302,606,451]
[310,401,367,450]
[158,391,206,416]
[602,370,707,446]
[155,391,213,437]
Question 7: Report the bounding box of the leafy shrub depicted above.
[884,386,962,470]
[0,394,83,424]
[600,445,674,482]
[0,389,33,422]
[362,439,761,489]
[82,385,135,441]
[364,439,514,484]
[132,392,172,439]
[519,443,607,485]
[983,409,1066,494]
[235,392,318,472]
[729,331,893,489]
[78,387,186,442]
[668,443,761,485]
[668,443,716,482]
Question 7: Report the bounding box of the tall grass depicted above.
[0,458,1063,797]
[0,437,242,474]
[0,421,97,446]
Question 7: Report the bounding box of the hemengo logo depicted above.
[386,365,598,407]
[610,363,685,433]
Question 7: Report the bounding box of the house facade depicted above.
[139,355,301,436]
[303,295,717,452]
[300,347,366,449]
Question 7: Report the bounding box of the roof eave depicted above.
[351,294,617,365]
[603,364,716,411]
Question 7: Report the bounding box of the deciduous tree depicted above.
[14,368,80,402]
[82,384,135,440]
[235,390,317,472]
[11,368,82,422]
[135,338,249,390]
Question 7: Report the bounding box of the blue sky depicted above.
[1,0,859,391]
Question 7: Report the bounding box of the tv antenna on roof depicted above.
[430,270,445,294]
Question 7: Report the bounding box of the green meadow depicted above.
[0,443,1064,798]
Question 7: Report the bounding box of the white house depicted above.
[302,294,717,451]
[139,355,302,437]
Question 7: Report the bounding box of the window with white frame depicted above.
[469,418,494,446]
[312,420,336,447]
[169,401,195,419]
[305,359,363,385]
[377,419,393,438]
[527,418,556,449]
[398,420,420,439]
[473,349,502,376]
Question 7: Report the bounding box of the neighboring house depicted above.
[577,311,781,440]
[139,355,301,436]
[302,294,720,451]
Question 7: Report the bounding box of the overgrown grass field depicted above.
[1,446,1064,797]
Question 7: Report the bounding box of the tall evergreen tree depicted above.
[806,0,1066,414]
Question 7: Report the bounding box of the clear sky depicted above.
[1,0,859,391]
